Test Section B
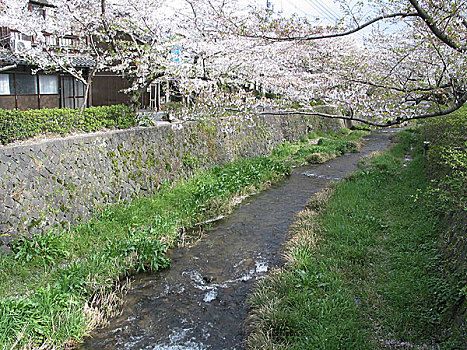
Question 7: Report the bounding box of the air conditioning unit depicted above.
[12,39,32,53]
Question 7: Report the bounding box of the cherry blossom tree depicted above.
[215,0,467,126]
[0,0,177,110]
[2,0,465,126]
[157,0,466,126]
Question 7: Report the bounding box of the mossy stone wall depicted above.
[0,113,343,245]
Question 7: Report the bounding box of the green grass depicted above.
[0,157,288,349]
[271,128,369,166]
[248,130,465,349]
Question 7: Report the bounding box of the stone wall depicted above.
[0,113,343,245]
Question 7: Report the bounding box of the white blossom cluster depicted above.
[0,0,465,125]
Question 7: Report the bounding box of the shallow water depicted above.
[79,130,396,350]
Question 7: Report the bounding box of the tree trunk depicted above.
[79,66,98,113]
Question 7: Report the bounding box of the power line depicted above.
[315,1,369,39]
[282,0,311,18]
[304,0,339,23]
[315,0,341,19]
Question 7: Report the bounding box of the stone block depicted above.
[0,208,10,223]
[4,196,15,209]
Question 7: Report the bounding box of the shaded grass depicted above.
[0,157,288,349]
[248,130,464,349]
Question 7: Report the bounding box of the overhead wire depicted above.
[258,0,367,43]
[303,0,339,23]
[315,0,341,19]
[281,0,311,18]
[309,0,367,40]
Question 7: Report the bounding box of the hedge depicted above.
[0,105,136,145]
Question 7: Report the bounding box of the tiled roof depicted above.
[70,56,95,67]
[0,50,96,68]
[0,51,29,65]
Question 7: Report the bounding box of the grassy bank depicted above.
[248,129,465,349]
[271,128,368,166]
[0,128,368,349]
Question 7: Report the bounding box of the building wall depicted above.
[0,113,344,246]
[92,74,130,106]
[0,68,67,109]
[40,94,60,108]
[0,67,93,110]
[0,96,15,109]
[16,95,39,110]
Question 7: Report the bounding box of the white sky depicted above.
[271,0,342,24]
[248,0,343,25]
[162,0,343,25]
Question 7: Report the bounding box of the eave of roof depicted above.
[0,50,96,68]
[29,0,56,8]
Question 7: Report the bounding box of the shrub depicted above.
[0,105,136,145]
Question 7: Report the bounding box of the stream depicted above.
[79,130,396,350]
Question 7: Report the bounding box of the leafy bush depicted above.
[0,105,136,145]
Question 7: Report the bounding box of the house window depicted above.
[16,74,38,95]
[10,31,32,42]
[75,79,85,96]
[45,35,57,46]
[59,37,73,48]
[39,75,58,94]
[30,3,46,19]
[0,74,14,95]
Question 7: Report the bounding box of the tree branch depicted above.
[259,91,467,127]
[342,76,451,94]
[408,0,466,52]
[246,12,418,41]
[0,64,17,72]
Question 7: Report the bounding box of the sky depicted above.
[163,0,344,26]
[240,0,343,25]
[266,0,342,25]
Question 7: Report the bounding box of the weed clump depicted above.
[306,152,329,164]
[271,129,369,166]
